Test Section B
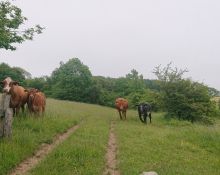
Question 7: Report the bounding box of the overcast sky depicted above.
[1,0,220,90]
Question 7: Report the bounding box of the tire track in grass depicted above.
[10,124,80,175]
[103,121,120,175]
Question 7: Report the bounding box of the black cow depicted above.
[136,103,152,123]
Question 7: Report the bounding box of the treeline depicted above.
[0,58,220,123]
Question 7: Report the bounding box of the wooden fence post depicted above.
[0,93,13,138]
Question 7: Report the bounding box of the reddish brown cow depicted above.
[115,98,128,120]
[1,77,28,115]
[26,88,46,115]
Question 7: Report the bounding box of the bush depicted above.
[126,89,163,111]
[153,63,218,123]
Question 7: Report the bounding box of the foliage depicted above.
[208,87,220,97]
[2,59,218,119]
[125,69,145,93]
[0,62,30,86]
[126,89,163,111]
[0,0,43,50]
[49,58,93,102]
[153,63,218,122]
[25,77,47,91]
[89,76,118,107]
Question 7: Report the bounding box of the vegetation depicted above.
[0,0,43,50]
[115,112,220,175]
[29,100,113,175]
[0,98,83,175]
[1,59,219,123]
[49,58,93,102]
[153,63,219,122]
[0,99,219,174]
[0,63,30,86]
[0,2,219,174]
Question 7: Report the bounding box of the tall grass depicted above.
[29,103,115,175]
[0,99,84,175]
[115,112,220,175]
[1,98,219,175]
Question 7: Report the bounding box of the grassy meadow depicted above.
[0,98,219,175]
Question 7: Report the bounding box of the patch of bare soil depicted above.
[103,121,120,175]
[10,124,80,175]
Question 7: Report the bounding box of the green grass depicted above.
[1,98,220,175]
[0,98,85,175]
[29,103,115,175]
[115,112,220,175]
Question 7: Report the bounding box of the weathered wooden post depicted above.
[0,93,13,138]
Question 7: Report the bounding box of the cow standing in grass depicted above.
[115,98,128,120]
[26,88,46,115]
[136,103,152,124]
[1,77,28,115]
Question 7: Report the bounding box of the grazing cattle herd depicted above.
[1,77,46,116]
[1,77,151,123]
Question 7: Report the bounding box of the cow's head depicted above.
[25,88,40,102]
[115,98,128,110]
[1,77,16,93]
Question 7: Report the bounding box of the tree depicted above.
[25,77,47,91]
[153,63,217,123]
[90,76,118,106]
[126,69,145,92]
[0,1,43,50]
[50,58,93,102]
[0,62,30,86]
[208,87,220,97]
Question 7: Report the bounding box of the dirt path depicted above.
[103,121,120,175]
[10,124,80,175]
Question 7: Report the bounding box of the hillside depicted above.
[0,98,219,175]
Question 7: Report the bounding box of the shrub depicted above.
[153,63,218,123]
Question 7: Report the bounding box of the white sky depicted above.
[1,0,220,90]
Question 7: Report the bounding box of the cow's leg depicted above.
[15,108,19,115]
[138,112,144,123]
[149,112,152,123]
[144,114,147,124]
[15,105,21,115]
[21,104,25,113]
[118,111,122,120]
[12,108,16,116]
[124,111,127,120]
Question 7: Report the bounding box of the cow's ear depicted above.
[9,81,19,86]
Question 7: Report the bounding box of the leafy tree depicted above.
[208,87,220,97]
[25,77,47,91]
[144,79,160,91]
[50,58,93,102]
[90,76,118,106]
[153,63,217,123]
[0,1,43,50]
[125,69,145,93]
[0,62,30,86]
[126,89,162,111]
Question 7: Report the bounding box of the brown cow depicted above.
[1,77,28,115]
[115,98,128,120]
[26,88,46,115]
